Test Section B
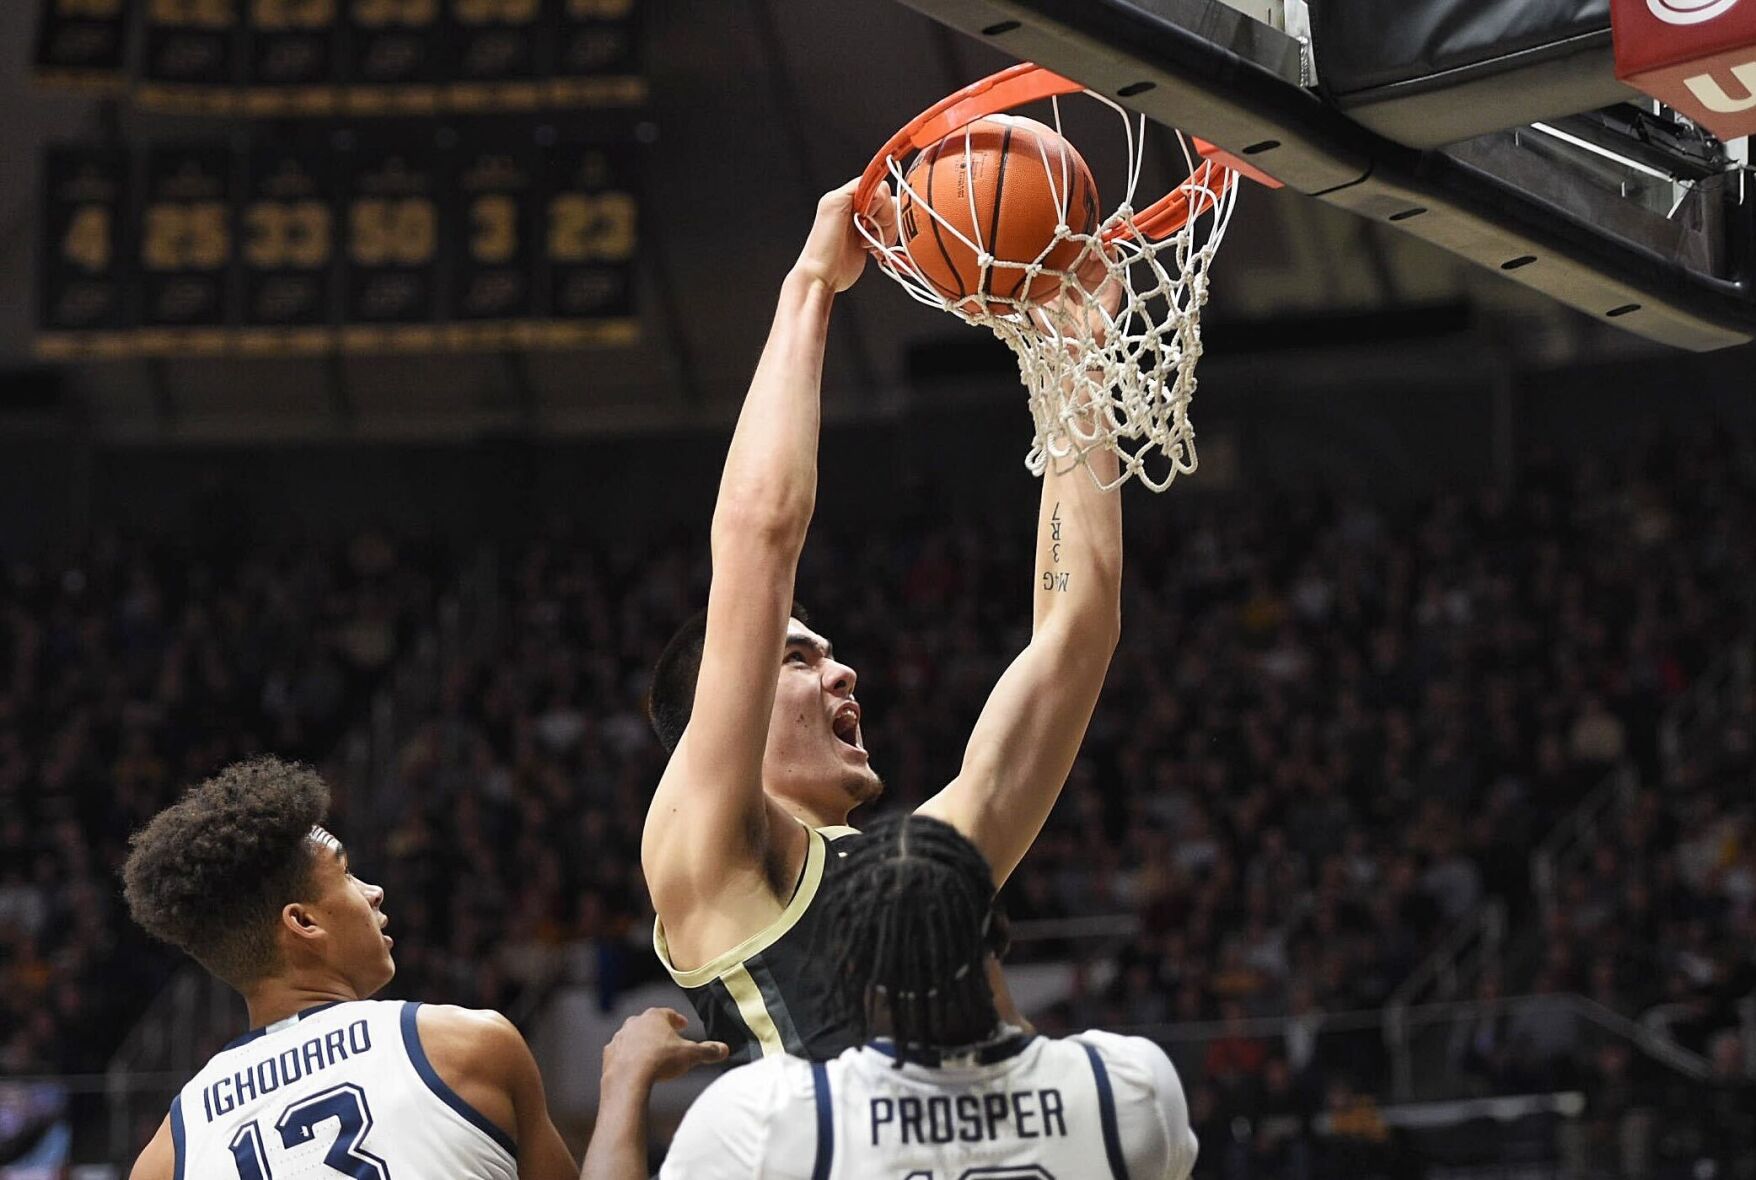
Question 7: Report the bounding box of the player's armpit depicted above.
[651,805,803,921]
[416,1005,578,1180]
[916,619,1116,886]
[128,1116,175,1180]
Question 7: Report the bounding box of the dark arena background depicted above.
[3,0,1756,1176]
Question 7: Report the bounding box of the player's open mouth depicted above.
[831,703,863,752]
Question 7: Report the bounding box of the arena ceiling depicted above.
[0,0,1665,445]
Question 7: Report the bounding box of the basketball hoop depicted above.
[856,64,1266,493]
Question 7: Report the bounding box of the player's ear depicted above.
[281,901,326,946]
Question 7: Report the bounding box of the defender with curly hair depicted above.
[121,757,579,1180]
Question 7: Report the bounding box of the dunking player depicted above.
[122,757,577,1180]
[642,179,1124,1060]
[587,813,1197,1179]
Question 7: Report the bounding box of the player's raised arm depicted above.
[918,267,1125,886]
[642,182,889,926]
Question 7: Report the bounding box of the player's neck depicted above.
[777,797,850,830]
[241,973,364,1031]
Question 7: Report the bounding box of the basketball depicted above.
[899,115,1101,311]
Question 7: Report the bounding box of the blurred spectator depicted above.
[1318,1078,1416,1180]
[1251,1056,1313,1180]
[1699,1030,1756,1177]
[1205,1001,1271,1091]
[1653,1029,1756,1179]
[1448,971,1516,1093]
[1564,1042,1651,1180]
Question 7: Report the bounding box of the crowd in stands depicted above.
[0,532,438,1073]
[1531,688,1756,1057]
[0,431,1752,1175]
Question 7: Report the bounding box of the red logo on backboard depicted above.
[1648,0,1741,25]
[1615,0,1756,136]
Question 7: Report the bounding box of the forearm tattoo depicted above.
[1042,502,1070,591]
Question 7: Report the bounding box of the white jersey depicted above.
[167,999,516,1180]
[661,1029,1198,1180]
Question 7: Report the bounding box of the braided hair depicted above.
[817,812,1000,1066]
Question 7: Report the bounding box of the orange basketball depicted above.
[899,115,1101,313]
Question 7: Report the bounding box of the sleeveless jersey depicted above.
[659,1028,1199,1180]
[167,999,516,1180]
[655,824,863,1063]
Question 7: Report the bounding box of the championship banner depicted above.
[139,0,243,112]
[36,147,132,361]
[238,139,339,353]
[539,141,637,346]
[37,0,643,112]
[241,0,341,114]
[551,0,645,107]
[36,134,640,358]
[137,143,236,354]
[447,0,544,111]
[339,138,444,350]
[33,0,132,90]
[341,0,445,113]
[445,135,539,347]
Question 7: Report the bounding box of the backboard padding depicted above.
[897,0,1756,350]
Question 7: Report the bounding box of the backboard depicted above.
[893,0,1756,350]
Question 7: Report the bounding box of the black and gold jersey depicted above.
[654,825,864,1063]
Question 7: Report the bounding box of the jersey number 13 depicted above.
[229,1083,391,1179]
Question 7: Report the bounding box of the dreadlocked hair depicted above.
[817,812,1000,1067]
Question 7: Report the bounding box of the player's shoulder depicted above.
[664,1054,821,1179]
[1065,1028,1180,1090]
[412,1001,519,1039]
[1068,1027,1196,1160]
[1067,1025,1165,1053]
[677,1052,817,1141]
[408,1003,529,1078]
[733,1046,821,1090]
[1067,1026,1170,1059]
[702,1050,820,1111]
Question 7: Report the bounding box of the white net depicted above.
[858,92,1239,493]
